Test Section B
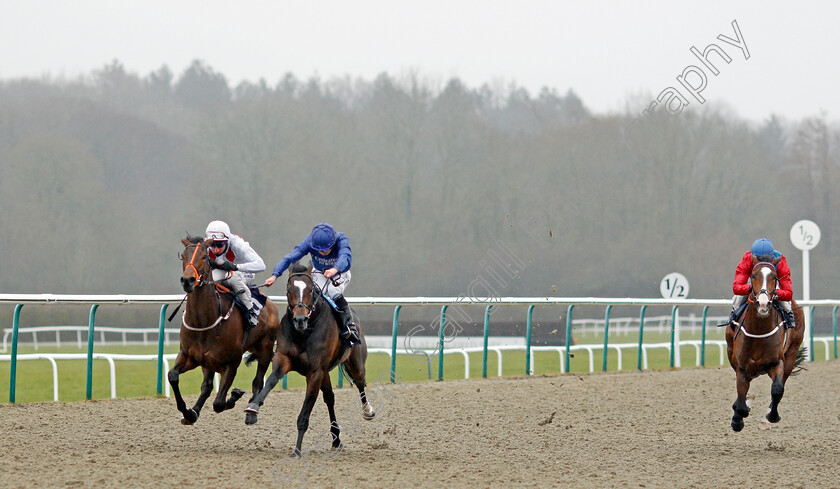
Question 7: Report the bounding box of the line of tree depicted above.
[1,60,837,301]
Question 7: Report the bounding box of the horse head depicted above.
[180,236,213,293]
[750,256,781,317]
[286,262,316,332]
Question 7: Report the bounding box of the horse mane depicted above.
[289,262,308,274]
[185,234,203,244]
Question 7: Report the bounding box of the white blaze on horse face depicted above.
[293,280,307,304]
[757,266,772,313]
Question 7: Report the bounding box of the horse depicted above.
[244,262,375,456]
[725,257,805,432]
[170,236,281,425]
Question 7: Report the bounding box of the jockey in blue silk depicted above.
[204,220,265,330]
[264,223,360,345]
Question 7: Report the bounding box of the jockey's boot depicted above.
[333,295,360,346]
[782,309,796,329]
[727,308,739,330]
[247,307,260,329]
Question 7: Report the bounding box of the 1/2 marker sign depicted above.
[660,272,690,299]
[790,220,820,251]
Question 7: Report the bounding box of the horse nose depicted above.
[181,276,195,292]
[293,316,307,331]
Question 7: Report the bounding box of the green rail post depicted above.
[602,305,612,372]
[282,374,287,390]
[669,305,678,368]
[564,305,574,373]
[9,304,23,403]
[809,306,815,361]
[700,306,709,367]
[637,305,647,371]
[390,305,401,382]
[482,305,492,378]
[437,305,448,381]
[156,304,168,396]
[525,305,535,375]
[337,365,344,388]
[833,306,838,360]
[86,304,99,400]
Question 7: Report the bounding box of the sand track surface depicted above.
[1,361,839,488]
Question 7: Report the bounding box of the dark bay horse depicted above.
[170,236,281,425]
[725,258,805,431]
[244,263,375,456]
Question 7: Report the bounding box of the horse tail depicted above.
[790,346,808,376]
[244,352,258,367]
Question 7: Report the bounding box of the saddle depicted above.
[216,284,267,322]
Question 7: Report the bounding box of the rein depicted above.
[287,272,325,320]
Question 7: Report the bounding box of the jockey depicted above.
[204,220,265,330]
[727,238,796,329]
[264,222,360,346]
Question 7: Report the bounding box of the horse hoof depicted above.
[181,409,198,425]
[362,402,376,420]
[231,388,246,401]
[766,412,781,424]
[745,394,755,410]
[759,420,773,431]
[244,402,260,414]
[245,412,258,425]
[731,418,744,432]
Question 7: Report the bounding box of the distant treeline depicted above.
[1,60,838,303]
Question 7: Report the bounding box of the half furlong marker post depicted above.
[602,305,612,372]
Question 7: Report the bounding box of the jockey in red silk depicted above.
[727,238,796,329]
[264,223,360,346]
[204,220,266,329]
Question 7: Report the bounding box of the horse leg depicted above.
[249,350,272,406]
[167,354,199,425]
[293,371,325,457]
[764,362,786,427]
[186,367,215,422]
[212,365,244,413]
[320,375,342,449]
[731,369,751,432]
[244,354,291,425]
[343,350,375,420]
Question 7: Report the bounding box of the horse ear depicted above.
[751,254,759,265]
[181,238,191,246]
[202,238,214,247]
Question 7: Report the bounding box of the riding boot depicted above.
[727,308,739,330]
[782,309,796,330]
[333,295,360,346]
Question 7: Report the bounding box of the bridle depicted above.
[179,242,233,331]
[183,243,210,287]
[737,262,786,342]
[748,262,778,303]
[287,271,323,319]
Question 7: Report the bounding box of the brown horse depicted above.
[170,236,280,425]
[244,262,375,456]
[725,258,805,431]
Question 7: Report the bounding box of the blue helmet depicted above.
[750,238,775,261]
[310,223,337,251]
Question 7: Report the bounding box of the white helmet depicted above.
[205,220,231,241]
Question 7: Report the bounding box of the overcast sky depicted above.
[2,1,837,123]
